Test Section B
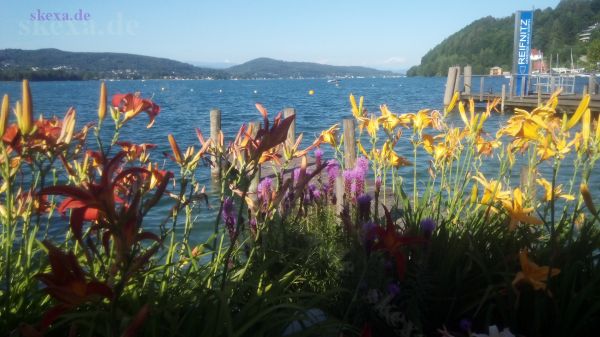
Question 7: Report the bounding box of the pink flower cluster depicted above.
[343,157,369,201]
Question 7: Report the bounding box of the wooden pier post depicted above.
[343,118,356,169]
[454,66,461,96]
[283,107,296,145]
[210,108,222,177]
[479,77,484,102]
[537,83,542,107]
[583,85,588,96]
[589,75,597,95]
[464,65,472,95]
[520,165,537,200]
[443,67,458,107]
[501,84,506,113]
[335,174,344,215]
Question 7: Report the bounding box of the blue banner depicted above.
[514,10,533,96]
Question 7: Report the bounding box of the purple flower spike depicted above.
[459,318,472,332]
[357,194,372,222]
[387,283,401,297]
[314,148,324,166]
[356,156,369,175]
[420,218,437,238]
[222,197,237,240]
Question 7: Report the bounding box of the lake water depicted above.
[0,77,598,241]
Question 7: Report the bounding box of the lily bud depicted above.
[0,94,9,137]
[21,79,33,135]
[580,183,597,215]
[58,108,76,144]
[98,82,107,123]
[470,183,478,204]
[168,134,183,164]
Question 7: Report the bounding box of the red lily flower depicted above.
[40,152,167,249]
[38,241,113,306]
[37,241,112,327]
[371,207,426,279]
[112,93,160,128]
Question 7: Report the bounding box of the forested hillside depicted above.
[408,0,600,76]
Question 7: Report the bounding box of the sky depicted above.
[0,0,560,70]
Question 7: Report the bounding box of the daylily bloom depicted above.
[408,109,432,134]
[382,141,411,167]
[41,152,169,252]
[357,114,379,138]
[369,207,426,279]
[38,241,113,306]
[475,135,501,156]
[112,93,160,128]
[536,133,579,161]
[472,172,510,205]
[536,177,575,202]
[512,249,560,292]
[501,188,544,230]
[317,124,339,147]
[378,104,409,131]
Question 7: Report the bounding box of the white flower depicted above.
[473,325,515,337]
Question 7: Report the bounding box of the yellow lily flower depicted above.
[512,250,560,292]
[357,114,379,138]
[377,104,407,131]
[501,187,544,230]
[382,141,411,167]
[318,124,339,147]
[475,136,501,156]
[535,178,575,201]
[536,133,579,161]
[472,172,510,204]
[406,109,431,134]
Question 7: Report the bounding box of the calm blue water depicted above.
[0,78,598,242]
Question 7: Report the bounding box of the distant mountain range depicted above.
[0,49,397,81]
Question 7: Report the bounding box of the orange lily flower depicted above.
[536,177,574,201]
[501,187,544,230]
[512,250,560,292]
[318,124,339,147]
[112,93,160,128]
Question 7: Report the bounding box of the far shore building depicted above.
[578,23,599,43]
[489,66,502,76]
[531,48,546,73]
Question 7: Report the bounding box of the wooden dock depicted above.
[444,65,600,113]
